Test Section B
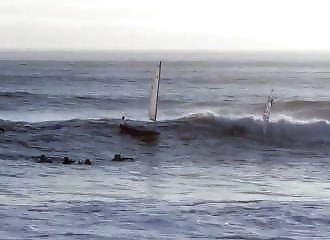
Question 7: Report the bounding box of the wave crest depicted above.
[174,112,330,145]
[1,112,330,146]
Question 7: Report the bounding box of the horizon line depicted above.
[1,49,330,54]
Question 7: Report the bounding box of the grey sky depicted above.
[1,0,330,51]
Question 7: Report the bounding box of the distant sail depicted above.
[262,89,274,134]
[148,61,162,121]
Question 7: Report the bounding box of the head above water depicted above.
[84,159,92,165]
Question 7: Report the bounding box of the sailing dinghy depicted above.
[120,61,162,138]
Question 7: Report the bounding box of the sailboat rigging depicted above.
[119,61,162,138]
[148,61,161,121]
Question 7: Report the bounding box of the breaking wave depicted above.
[1,112,330,147]
[176,112,330,145]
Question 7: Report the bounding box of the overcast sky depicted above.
[1,0,330,51]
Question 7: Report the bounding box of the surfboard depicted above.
[262,89,274,134]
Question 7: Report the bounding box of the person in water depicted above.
[112,154,134,162]
[121,116,127,125]
[37,154,52,163]
[62,157,75,165]
[77,159,92,165]
[84,159,92,165]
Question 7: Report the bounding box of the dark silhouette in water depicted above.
[0,127,4,134]
[121,116,127,125]
[78,159,92,165]
[112,154,134,162]
[62,157,75,165]
[84,159,92,165]
[33,155,92,165]
[223,125,247,137]
[36,154,52,163]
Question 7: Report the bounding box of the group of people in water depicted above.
[34,153,134,165]
[35,154,92,165]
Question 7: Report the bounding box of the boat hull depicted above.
[120,124,160,139]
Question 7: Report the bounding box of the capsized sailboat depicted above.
[120,61,162,138]
[262,89,274,134]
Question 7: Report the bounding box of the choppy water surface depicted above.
[0,52,330,239]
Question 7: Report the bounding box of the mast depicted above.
[154,61,161,122]
[148,61,161,122]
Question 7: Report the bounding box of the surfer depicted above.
[0,127,4,134]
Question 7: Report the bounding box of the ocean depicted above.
[0,51,330,239]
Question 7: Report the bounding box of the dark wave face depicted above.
[1,54,330,240]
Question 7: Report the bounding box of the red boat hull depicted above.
[120,124,159,139]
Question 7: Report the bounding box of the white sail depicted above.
[148,61,161,121]
[262,89,274,134]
